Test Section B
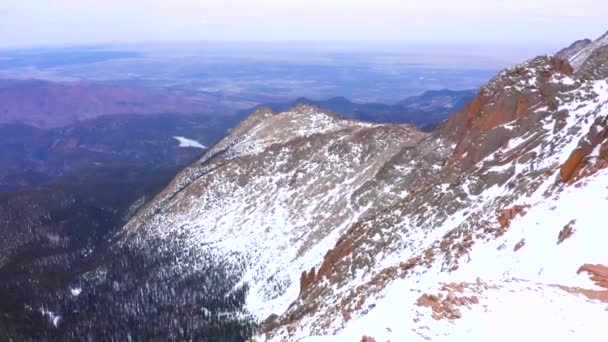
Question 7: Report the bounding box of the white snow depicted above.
[173,136,207,149]
[39,307,61,327]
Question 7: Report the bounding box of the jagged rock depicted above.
[557,220,576,244]
[577,264,608,290]
[560,115,608,183]
[498,205,529,230]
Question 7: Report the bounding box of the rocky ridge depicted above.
[120,105,427,320]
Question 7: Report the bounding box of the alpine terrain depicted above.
[4,30,608,341]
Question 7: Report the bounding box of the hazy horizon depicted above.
[1,0,606,49]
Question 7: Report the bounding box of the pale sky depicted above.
[1,0,607,48]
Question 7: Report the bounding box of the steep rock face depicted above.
[445,55,576,169]
[106,32,608,341]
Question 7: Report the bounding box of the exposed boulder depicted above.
[557,220,576,245]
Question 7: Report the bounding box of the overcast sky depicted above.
[1,0,607,48]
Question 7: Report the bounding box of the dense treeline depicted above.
[1,237,256,341]
[0,160,256,341]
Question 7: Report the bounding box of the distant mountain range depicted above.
[0,81,473,191]
[254,89,475,131]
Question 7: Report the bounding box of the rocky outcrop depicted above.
[445,56,575,168]
[415,282,481,321]
[560,148,587,182]
[498,205,529,231]
[560,115,608,183]
[557,220,576,244]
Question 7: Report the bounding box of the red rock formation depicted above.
[557,264,608,303]
[497,205,529,233]
[560,116,608,183]
[447,56,574,167]
[416,290,479,321]
[515,97,530,116]
[560,148,586,182]
[577,264,608,290]
[317,238,355,280]
[464,97,482,129]
[550,56,574,76]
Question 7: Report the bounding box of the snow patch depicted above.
[173,136,207,149]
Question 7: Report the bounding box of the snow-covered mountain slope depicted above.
[570,31,608,71]
[115,33,608,341]
[255,52,608,341]
[120,105,426,318]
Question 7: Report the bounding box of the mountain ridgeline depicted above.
[2,30,608,341]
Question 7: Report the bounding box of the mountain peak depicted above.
[439,55,577,168]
